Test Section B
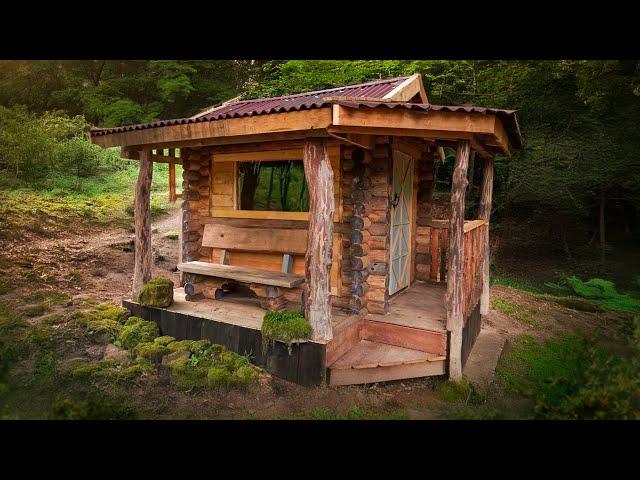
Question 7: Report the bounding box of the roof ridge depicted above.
[197,76,409,110]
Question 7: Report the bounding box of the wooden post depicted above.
[446,141,470,380]
[303,138,334,341]
[478,157,494,316]
[132,150,153,299]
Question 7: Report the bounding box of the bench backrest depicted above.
[202,224,307,255]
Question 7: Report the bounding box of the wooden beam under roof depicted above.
[91,108,333,149]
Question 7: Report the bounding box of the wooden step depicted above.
[328,340,446,386]
[360,319,447,356]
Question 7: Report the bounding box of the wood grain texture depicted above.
[446,140,470,380]
[178,261,304,288]
[132,150,153,298]
[478,157,494,316]
[202,223,307,254]
[303,138,334,341]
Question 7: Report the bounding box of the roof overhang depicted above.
[91,102,519,156]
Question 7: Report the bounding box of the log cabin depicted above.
[90,74,522,386]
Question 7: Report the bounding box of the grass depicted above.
[0,162,178,239]
[494,332,640,419]
[491,296,539,326]
[290,405,408,420]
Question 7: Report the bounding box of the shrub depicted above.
[118,317,159,349]
[567,277,640,313]
[496,333,640,419]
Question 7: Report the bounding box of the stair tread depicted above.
[330,340,446,370]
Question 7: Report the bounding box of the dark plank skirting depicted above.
[461,302,481,368]
[122,300,326,386]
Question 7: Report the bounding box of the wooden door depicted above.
[389,150,414,295]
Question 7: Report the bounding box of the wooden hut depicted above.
[90,74,522,386]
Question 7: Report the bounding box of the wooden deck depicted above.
[154,287,357,339]
[367,281,447,333]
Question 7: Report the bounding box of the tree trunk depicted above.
[600,190,606,264]
[303,138,334,341]
[446,140,470,380]
[239,162,260,210]
[132,150,153,299]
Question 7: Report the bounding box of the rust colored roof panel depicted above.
[90,76,408,136]
[90,75,522,150]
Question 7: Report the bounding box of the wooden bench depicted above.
[178,223,307,310]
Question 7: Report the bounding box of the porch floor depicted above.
[157,288,356,339]
[366,281,447,333]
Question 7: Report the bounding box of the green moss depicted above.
[163,231,179,240]
[49,393,136,420]
[137,278,174,307]
[261,310,312,353]
[167,341,259,390]
[68,357,155,382]
[491,297,538,326]
[134,341,170,363]
[86,319,122,343]
[118,317,159,349]
[435,379,479,403]
[154,335,176,346]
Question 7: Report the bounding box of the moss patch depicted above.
[134,341,170,363]
[118,317,159,349]
[261,310,312,353]
[154,335,176,346]
[137,278,173,308]
[491,297,538,326]
[163,231,179,240]
[165,339,259,390]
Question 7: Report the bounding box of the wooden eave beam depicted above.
[331,104,512,155]
[91,108,333,149]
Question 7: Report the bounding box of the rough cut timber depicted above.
[478,157,494,316]
[178,261,304,288]
[132,149,153,298]
[446,140,470,380]
[303,138,335,341]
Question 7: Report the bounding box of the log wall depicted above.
[414,152,438,281]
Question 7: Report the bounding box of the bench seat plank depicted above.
[178,261,304,288]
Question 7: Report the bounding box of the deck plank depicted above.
[367,281,447,332]
[330,340,444,370]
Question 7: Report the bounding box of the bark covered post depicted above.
[303,138,334,341]
[132,149,153,299]
[478,157,494,316]
[446,140,470,380]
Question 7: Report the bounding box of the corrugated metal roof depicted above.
[90,75,522,149]
[90,76,408,136]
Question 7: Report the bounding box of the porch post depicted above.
[303,138,334,341]
[446,140,470,380]
[132,149,153,299]
[478,157,494,316]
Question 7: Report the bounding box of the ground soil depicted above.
[0,206,632,419]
